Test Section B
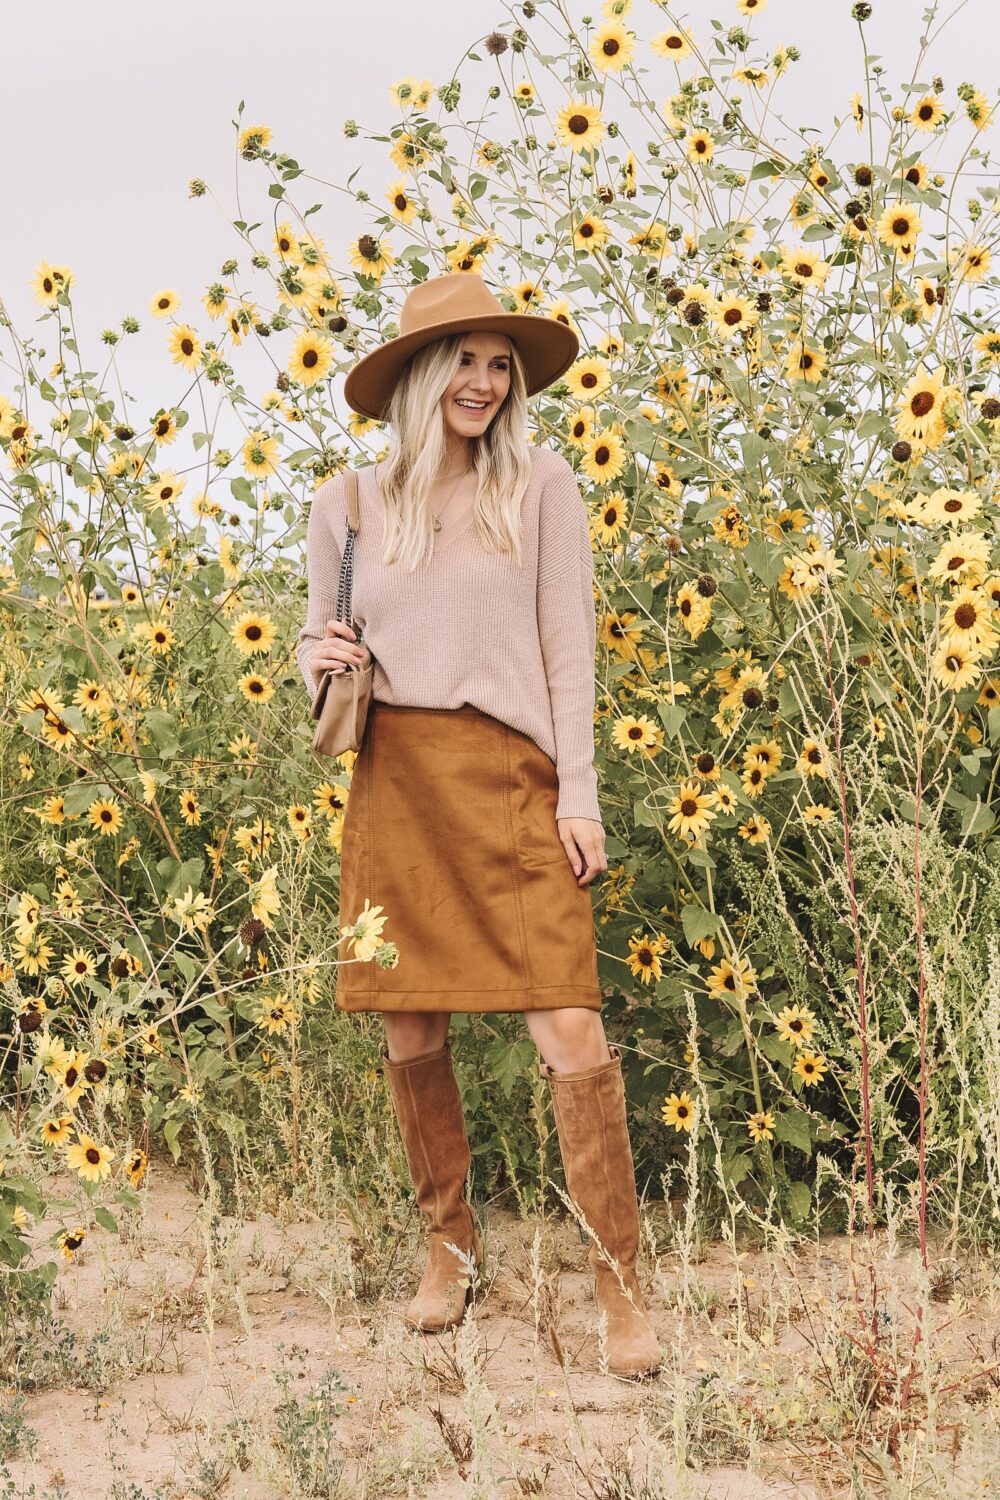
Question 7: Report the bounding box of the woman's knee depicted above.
[383,1011,451,1062]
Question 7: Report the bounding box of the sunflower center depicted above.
[86,1147,100,1164]
[910,391,935,416]
[724,308,742,325]
[954,604,977,629]
[680,798,698,816]
[602,39,620,55]
[891,217,909,236]
[595,445,610,464]
[794,262,812,277]
[569,113,590,135]
[667,34,682,48]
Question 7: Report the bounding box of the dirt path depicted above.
[7,1162,996,1498]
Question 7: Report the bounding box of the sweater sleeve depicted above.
[535,455,602,823]
[295,474,344,697]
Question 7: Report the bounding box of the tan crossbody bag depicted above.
[309,468,374,756]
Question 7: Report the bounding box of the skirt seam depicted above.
[500,723,533,993]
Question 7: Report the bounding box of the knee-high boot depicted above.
[540,1044,662,1376]
[381,1040,483,1332]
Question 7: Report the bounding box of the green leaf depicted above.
[482,1037,536,1098]
[94,1206,119,1233]
[787,1180,812,1221]
[774,1108,812,1155]
[681,906,721,946]
[163,1118,184,1164]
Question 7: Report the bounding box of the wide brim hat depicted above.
[342,271,580,421]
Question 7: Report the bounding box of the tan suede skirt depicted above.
[335,701,601,1013]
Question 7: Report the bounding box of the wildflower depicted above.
[687,129,715,163]
[555,100,605,153]
[662,1091,696,1131]
[747,1110,775,1142]
[910,93,944,130]
[794,1051,827,1087]
[66,1133,114,1184]
[59,1226,88,1260]
[774,1003,817,1048]
[876,202,922,257]
[231,611,277,656]
[667,780,717,840]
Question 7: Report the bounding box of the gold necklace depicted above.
[432,463,473,532]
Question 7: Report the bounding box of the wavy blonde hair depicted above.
[375,331,534,571]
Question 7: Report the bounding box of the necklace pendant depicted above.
[432,516,442,532]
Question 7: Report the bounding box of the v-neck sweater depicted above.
[295,444,602,822]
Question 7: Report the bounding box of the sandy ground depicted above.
[6,1161,998,1499]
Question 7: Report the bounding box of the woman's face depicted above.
[440,332,512,442]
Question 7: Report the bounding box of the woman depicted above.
[296,272,660,1378]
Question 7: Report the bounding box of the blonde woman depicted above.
[296,273,660,1378]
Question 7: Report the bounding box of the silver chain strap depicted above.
[334,518,361,649]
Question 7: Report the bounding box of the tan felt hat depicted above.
[343,271,580,421]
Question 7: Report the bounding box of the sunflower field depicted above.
[3,0,1000,1397]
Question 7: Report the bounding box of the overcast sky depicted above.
[0,0,994,473]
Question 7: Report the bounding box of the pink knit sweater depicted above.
[295,445,602,822]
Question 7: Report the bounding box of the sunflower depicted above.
[794,1052,827,1087]
[774,1003,816,1048]
[125,1148,148,1187]
[876,202,922,255]
[784,342,827,383]
[312,783,347,822]
[651,27,692,60]
[150,288,180,318]
[385,179,417,224]
[348,233,395,280]
[565,355,612,400]
[797,739,830,779]
[573,214,611,252]
[894,364,950,446]
[910,93,944,130]
[238,672,276,703]
[941,587,997,653]
[974,330,1000,363]
[932,641,984,690]
[661,1091,696,1132]
[288,328,335,387]
[850,92,864,129]
[927,530,992,587]
[589,20,635,73]
[178,789,201,827]
[666,780,717,840]
[41,1115,74,1146]
[736,0,767,12]
[747,1110,775,1143]
[713,293,758,337]
[66,1133,114,1184]
[922,487,983,527]
[167,324,202,371]
[87,797,122,837]
[912,276,939,319]
[134,618,175,656]
[555,100,605,153]
[59,1227,88,1260]
[900,159,929,190]
[950,243,992,283]
[580,428,628,483]
[686,129,715,163]
[231,611,277,656]
[706,954,758,1001]
[778,243,831,288]
[62,946,97,984]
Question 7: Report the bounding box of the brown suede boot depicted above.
[381,1040,483,1333]
[540,1044,662,1377]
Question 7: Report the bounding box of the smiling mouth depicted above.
[455,399,490,411]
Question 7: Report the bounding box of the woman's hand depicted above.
[311,619,372,682]
[557,817,607,887]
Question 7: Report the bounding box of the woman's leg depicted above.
[383,1010,451,1061]
[523,1005,611,1072]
